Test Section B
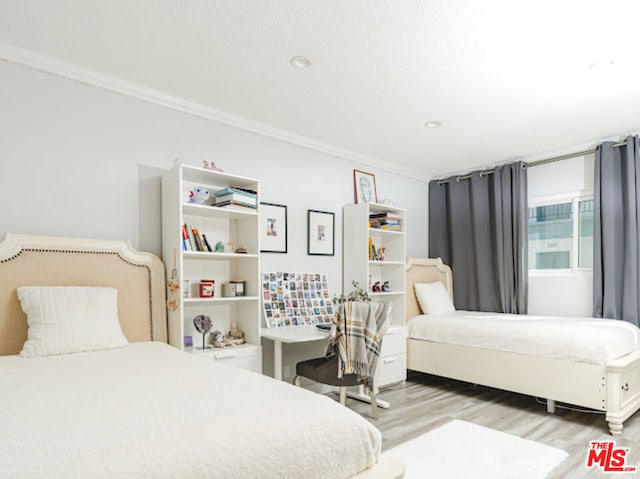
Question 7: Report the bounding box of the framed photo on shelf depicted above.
[307,210,335,256]
[353,169,378,204]
[260,202,288,253]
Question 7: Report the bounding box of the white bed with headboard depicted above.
[0,233,403,479]
[405,257,640,436]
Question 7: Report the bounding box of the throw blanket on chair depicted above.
[327,301,393,393]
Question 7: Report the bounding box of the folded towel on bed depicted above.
[328,301,393,393]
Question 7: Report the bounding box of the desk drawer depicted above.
[191,345,262,373]
[377,353,406,387]
[211,349,261,373]
[382,331,406,357]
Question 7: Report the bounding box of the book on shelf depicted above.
[214,187,257,200]
[181,224,190,251]
[182,224,213,252]
[369,211,402,231]
[214,193,257,207]
[368,237,386,260]
[192,227,205,252]
[201,233,213,252]
[214,201,257,211]
[184,223,196,250]
[370,211,401,219]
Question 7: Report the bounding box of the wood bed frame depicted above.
[0,233,403,479]
[405,257,640,436]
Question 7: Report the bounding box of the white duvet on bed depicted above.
[408,311,640,365]
[0,342,381,479]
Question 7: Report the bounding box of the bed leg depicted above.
[339,387,347,405]
[609,421,624,437]
[546,399,556,414]
[293,375,301,387]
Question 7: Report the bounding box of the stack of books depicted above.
[369,212,402,231]
[368,237,386,261]
[182,223,213,252]
[214,187,257,211]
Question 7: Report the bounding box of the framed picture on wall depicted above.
[307,209,335,256]
[353,169,378,204]
[260,203,287,253]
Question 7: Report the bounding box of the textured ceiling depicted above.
[1,0,639,178]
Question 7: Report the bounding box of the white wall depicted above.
[527,154,594,317]
[0,61,428,380]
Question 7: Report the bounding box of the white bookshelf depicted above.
[343,202,407,388]
[162,164,262,373]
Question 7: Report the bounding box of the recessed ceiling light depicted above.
[424,121,442,128]
[290,56,312,68]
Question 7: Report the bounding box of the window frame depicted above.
[528,192,594,275]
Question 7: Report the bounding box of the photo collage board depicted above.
[262,272,335,328]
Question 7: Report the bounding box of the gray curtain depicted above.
[429,161,528,313]
[594,135,640,326]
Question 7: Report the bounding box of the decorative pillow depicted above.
[17,286,128,357]
[414,281,455,315]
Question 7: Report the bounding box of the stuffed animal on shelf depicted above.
[210,330,226,348]
[372,281,381,292]
[188,186,210,204]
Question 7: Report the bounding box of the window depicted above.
[528,197,593,270]
[578,199,593,268]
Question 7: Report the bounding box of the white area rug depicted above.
[383,420,568,479]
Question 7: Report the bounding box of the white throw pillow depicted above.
[414,281,455,315]
[17,286,128,357]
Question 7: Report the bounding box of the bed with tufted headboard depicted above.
[0,232,167,355]
[405,257,640,437]
[0,233,402,479]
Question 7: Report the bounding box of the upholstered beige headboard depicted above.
[0,233,167,356]
[405,257,453,320]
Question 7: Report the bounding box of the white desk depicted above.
[260,326,329,381]
[260,325,391,409]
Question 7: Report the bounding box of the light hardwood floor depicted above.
[345,372,640,478]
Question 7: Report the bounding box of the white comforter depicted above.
[0,342,381,479]
[408,311,640,365]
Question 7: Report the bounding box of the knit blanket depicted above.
[327,301,393,393]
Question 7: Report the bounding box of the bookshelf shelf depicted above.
[183,296,260,304]
[182,203,258,219]
[370,291,404,297]
[368,228,404,236]
[183,251,259,260]
[162,164,262,373]
[186,342,260,356]
[180,164,257,188]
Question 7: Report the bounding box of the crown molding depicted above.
[0,41,428,181]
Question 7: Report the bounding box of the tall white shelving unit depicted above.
[343,202,407,390]
[162,164,261,373]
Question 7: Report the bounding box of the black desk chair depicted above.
[293,300,392,420]
[293,353,379,419]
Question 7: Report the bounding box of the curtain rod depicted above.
[436,140,627,185]
[527,140,626,167]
